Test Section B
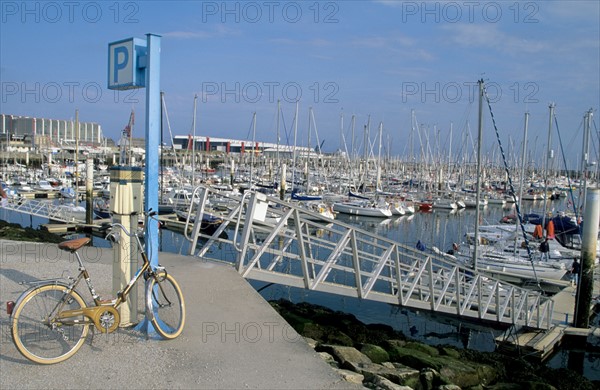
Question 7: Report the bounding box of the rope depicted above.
[553,114,579,224]
[481,81,540,288]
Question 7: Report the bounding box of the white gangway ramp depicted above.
[168,185,551,330]
[2,197,85,223]
[2,186,554,330]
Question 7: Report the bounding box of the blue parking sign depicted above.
[108,38,147,90]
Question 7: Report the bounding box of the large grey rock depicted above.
[360,344,390,364]
[404,341,439,357]
[346,361,420,387]
[365,374,413,390]
[304,337,318,349]
[439,360,497,388]
[334,368,365,385]
[319,345,373,367]
[386,345,499,387]
[420,368,435,390]
[318,351,338,367]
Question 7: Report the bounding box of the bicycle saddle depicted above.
[58,237,91,252]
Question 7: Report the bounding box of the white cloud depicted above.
[350,33,433,61]
[162,25,239,40]
[442,24,549,55]
[269,38,334,47]
[269,38,296,45]
[352,34,414,48]
[162,30,212,39]
[308,38,333,47]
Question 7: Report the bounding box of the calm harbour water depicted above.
[1,197,599,380]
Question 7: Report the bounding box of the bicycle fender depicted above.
[11,281,72,321]
[144,280,156,322]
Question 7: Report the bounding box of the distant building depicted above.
[172,135,314,158]
[0,114,105,147]
[129,137,146,149]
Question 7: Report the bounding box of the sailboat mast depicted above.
[541,103,554,229]
[291,102,299,192]
[276,99,280,175]
[339,110,345,179]
[580,109,593,212]
[351,114,356,161]
[74,109,79,197]
[472,80,484,268]
[448,123,453,172]
[340,110,344,154]
[250,112,256,186]
[376,121,383,191]
[191,94,198,186]
[363,115,371,191]
[514,112,529,256]
[306,107,312,192]
[127,110,134,165]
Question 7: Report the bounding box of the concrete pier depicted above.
[0,239,359,389]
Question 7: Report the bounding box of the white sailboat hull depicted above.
[333,201,392,217]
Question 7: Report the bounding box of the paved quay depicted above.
[0,239,362,389]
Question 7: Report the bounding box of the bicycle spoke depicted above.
[12,285,89,364]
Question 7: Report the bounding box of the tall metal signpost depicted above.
[108,34,161,332]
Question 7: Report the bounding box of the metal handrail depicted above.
[3,197,83,223]
[185,185,555,330]
[182,188,199,242]
[3,186,556,329]
[232,190,250,253]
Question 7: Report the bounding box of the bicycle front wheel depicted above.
[146,271,185,339]
[11,284,89,364]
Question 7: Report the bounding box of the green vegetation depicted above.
[0,219,63,243]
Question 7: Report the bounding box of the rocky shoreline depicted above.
[270,299,598,390]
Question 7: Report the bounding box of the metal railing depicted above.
[3,196,84,223]
[183,185,555,330]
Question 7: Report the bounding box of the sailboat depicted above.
[459,81,569,283]
[450,248,567,280]
[332,198,392,217]
[333,121,392,218]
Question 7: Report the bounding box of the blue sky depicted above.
[1,1,599,169]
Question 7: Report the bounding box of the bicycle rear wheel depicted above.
[146,272,185,339]
[11,284,89,364]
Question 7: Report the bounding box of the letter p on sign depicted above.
[108,38,146,90]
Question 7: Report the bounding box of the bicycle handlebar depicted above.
[104,209,161,241]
